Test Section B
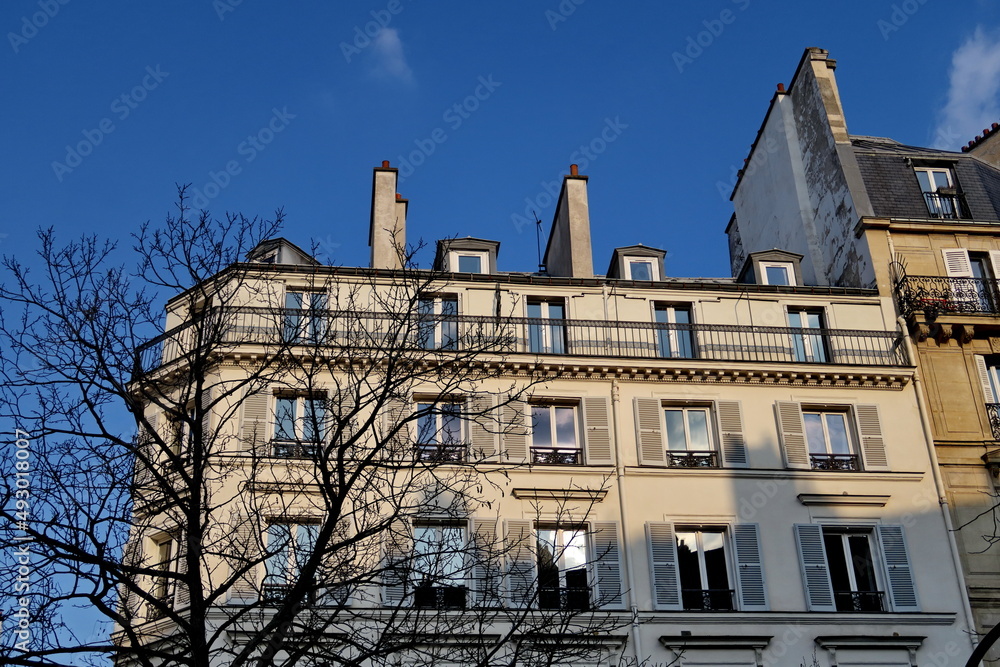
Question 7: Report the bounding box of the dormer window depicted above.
[434,240,498,275]
[760,262,795,286]
[625,257,657,281]
[451,251,487,274]
[915,167,963,219]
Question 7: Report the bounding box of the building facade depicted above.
[727,45,1000,656]
[119,160,975,666]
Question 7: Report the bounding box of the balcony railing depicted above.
[134,307,908,375]
[271,440,320,459]
[896,275,1000,318]
[413,584,467,610]
[667,450,718,468]
[415,443,467,462]
[809,453,860,471]
[922,191,970,220]
[987,404,1000,440]
[531,447,581,465]
[681,588,735,611]
[833,590,884,612]
[261,583,316,605]
[537,586,590,611]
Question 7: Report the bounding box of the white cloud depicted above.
[368,28,414,86]
[933,27,1000,149]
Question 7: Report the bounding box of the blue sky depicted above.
[5,1,1000,281]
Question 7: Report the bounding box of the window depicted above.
[412,523,467,609]
[530,403,580,464]
[536,527,589,611]
[795,523,918,613]
[150,536,177,616]
[663,406,716,467]
[760,262,794,286]
[969,252,1000,312]
[168,405,195,468]
[527,299,567,354]
[788,308,828,363]
[654,304,694,359]
[625,257,657,281]
[675,528,733,611]
[975,355,1000,439]
[284,290,328,343]
[417,294,458,350]
[416,401,465,462]
[273,395,326,458]
[915,167,960,218]
[263,522,319,604]
[449,250,488,274]
[803,409,858,470]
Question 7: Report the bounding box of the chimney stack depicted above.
[369,161,407,270]
[542,164,594,278]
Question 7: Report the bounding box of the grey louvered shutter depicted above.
[776,402,810,470]
[716,401,748,468]
[635,398,666,466]
[733,524,768,611]
[877,525,919,612]
[855,404,889,471]
[793,524,835,612]
[502,400,529,463]
[591,522,624,609]
[239,388,270,453]
[382,395,409,457]
[200,386,212,446]
[119,528,143,620]
[174,533,189,608]
[135,413,157,485]
[646,522,681,610]
[382,519,411,607]
[976,355,998,403]
[583,396,614,465]
[331,389,357,453]
[470,518,500,607]
[469,394,499,461]
[505,520,534,607]
[228,512,260,603]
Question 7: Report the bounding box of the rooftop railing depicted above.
[134,307,908,375]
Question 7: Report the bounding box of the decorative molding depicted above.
[659,635,772,667]
[512,488,608,502]
[797,493,890,507]
[815,635,924,667]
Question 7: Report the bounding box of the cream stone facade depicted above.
[120,160,976,666]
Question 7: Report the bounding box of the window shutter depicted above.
[382,519,411,607]
[776,402,810,470]
[118,528,143,620]
[733,524,768,611]
[174,533,190,608]
[975,355,997,403]
[942,248,973,277]
[591,522,624,609]
[877,525,919,612]
[381,395,409,457]
[646,522,681,610]
[502,400,529,463]
[329,388,357,452]
[469,394,499,461]
[854,404,889,471]
[989,251,1000,279]
[239,388,270,453]
[793,524,835,612]
[135,413,157,485]
[200,386,212,446]
[227,512,260,603]
[583,397,614,465]
[716,401,748,468]
[504,520,534,607]
[469,518,501,608]
[635,398,666,466]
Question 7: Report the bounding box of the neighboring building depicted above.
[727,45,1000,654]
[120,160,974,666]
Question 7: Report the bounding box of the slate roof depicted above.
[850,137,1000,223]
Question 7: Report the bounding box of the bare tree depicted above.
[0,189,630,667]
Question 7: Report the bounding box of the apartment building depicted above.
[120,161,975,666]
[726,46,1000,653]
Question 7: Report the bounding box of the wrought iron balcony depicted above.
[415,443,467,462]
[135,307,908,375]
[537,585,590,611]
[261,583,315,605]
[530,447,581,465]
[271,440,320,459]
[412,584,467,610]
[809,453,860,471]
[895,275,1000,318]
[667,450,718,468]
[681,588,735,611]
[833,590,884,612]
[987,404,1000,440]
[922,191,970,220]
